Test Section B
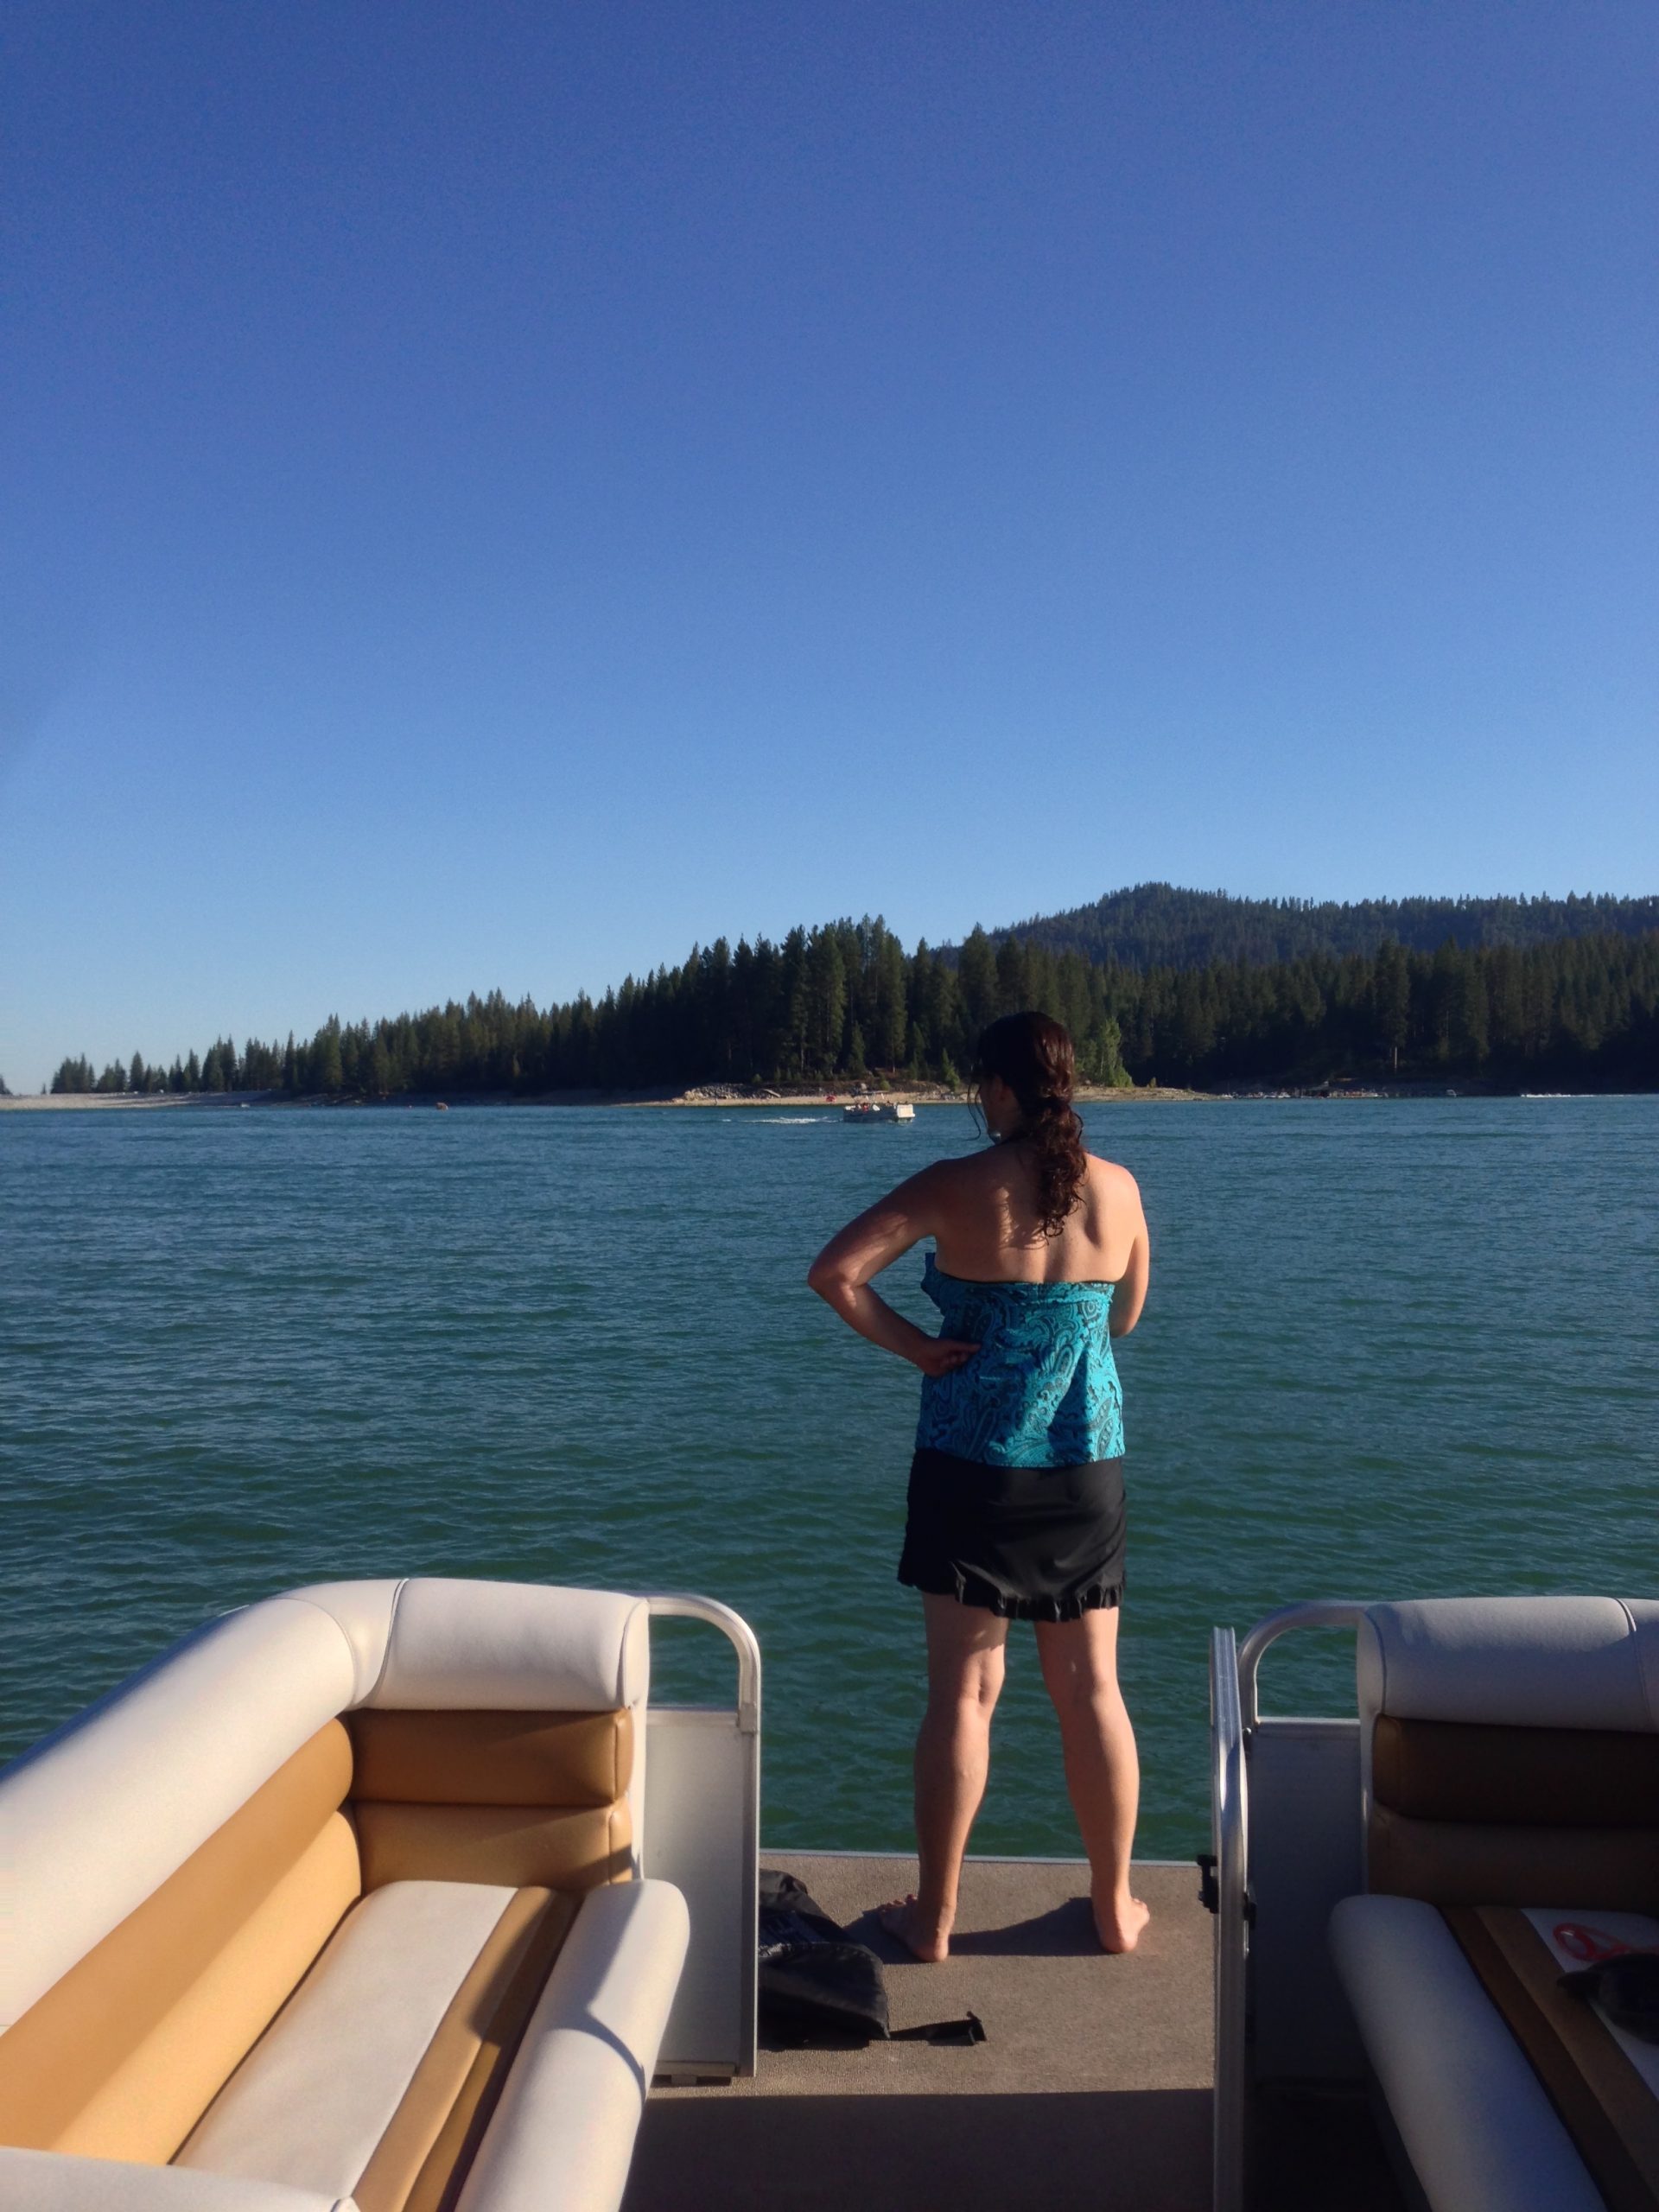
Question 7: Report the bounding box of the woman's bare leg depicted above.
[880,1593,1008,1962]
[1035,1605,1149,1953]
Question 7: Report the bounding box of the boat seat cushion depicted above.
[345,1709,634,1894]
[1357,1598,1659,1735]
[175,1877,686,2212]
[0,1724,362,2165]
[0,1603,363,2036]
[0,2149,357,2209]
[1357,1599,1659,1910]
[445,1878,690,2212]
[176,1880,570,2209]
[1330,1892,1649,2212]
[291,1580,652,1714]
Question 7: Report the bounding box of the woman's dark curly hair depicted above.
[976,1010,1088,1237]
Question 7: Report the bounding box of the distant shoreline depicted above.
[4,1081,1644,1114]
[0,1084,1201,1111]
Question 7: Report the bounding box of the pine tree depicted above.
[313,1020,344,1095]
[806,929,847,1072]
[873,929,907,1068]
[1372,941,1410,1071]
[995,932,1029,1016]
[1079,1018,1130,1088]
[957,927,998,1039]
[1451,960,1490,1065]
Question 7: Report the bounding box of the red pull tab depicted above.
[1554,1921,1633,1963]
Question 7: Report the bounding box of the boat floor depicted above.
[625,1853,1402,2212]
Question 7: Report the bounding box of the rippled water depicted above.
[3,1098,1655,1859]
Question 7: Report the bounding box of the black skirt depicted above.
[898,1446,1127,1622]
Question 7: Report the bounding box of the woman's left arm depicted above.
[806,1167,978,1376]
[1109,1172,1151,1338]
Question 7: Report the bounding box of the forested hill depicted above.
[994,884,1659,970]
[47,918,1659,1099]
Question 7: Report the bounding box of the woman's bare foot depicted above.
[1093,1890,1151,1954]
[878,1894,952,1963]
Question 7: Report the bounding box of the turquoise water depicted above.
[3,1098,1655,1861]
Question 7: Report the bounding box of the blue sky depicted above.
[3,2,1655,1086]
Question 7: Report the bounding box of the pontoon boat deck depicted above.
[628,1853,1399,2212]
[14,1577,1649,2212]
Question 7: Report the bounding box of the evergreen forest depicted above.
[1005,882,1659,969]
[47,911,1659,1099]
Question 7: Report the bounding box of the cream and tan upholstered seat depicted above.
[0,1579,691,2212]
[1329,1596,1659,2212]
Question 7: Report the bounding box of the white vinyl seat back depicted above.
[291,1580,651,1713]
[1355,1595,1659,1904]
[0,1580,654,2032]
[1358,1596,1659,1738]
[0,1599,359,2031]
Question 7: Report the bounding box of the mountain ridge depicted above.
[976,883,1659,971]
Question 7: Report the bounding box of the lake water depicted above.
[3,1097,1655,1862]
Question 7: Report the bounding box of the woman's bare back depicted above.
[929,1146,1147,1291]
[808,1134,1149,1363]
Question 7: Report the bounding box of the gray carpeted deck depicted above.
[625,1855,1213,2212]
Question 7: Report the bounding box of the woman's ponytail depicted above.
[975,1010,1087,1236]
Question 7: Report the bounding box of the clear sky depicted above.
[3,2,1655,1087]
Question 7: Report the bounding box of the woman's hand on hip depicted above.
[913,1337,979,1377]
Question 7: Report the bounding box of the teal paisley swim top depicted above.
[915,1251,1124,1467]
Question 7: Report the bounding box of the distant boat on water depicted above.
[842,1099,914,1123]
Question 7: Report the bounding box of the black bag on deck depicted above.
[757,1869,987,2049]
[1560,1953,1659,2043]
[758,1869,891,2044]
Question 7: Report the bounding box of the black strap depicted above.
[888,2009,987,2046]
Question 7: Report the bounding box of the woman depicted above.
[807,1010,1150,1961]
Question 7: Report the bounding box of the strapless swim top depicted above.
[914,1251,1124,1468]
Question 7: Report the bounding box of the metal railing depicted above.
[1237,1599,1370,1726]
[645,1592,762,2079]
[646,1591,762,1732]
[1210,1625,1247,2212]
[1214,1599,1374,2209]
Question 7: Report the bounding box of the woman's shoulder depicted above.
[885,1150,997,1222]
[1083,1151,1145,1215]
[1084,1148,1141,1192]
[921,1145,1002,1189]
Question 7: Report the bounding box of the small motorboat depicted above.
[842,1100,915,1123]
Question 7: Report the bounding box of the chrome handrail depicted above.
[1237,1599,1370,1726]
[1211,1626,1247,2212]
[645,1592,762,1733]
[644,1592,762,2079]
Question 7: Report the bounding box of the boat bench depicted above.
[1328,1597,1659,2212]
[0,1579,692,2212]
